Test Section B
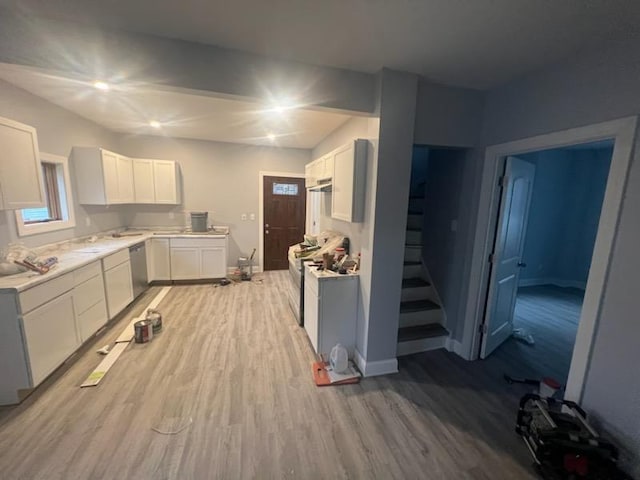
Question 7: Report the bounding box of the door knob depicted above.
[517,262,527,268]
[265,230,269,235]
[265,224,269,228]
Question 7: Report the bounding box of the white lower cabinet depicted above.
[22,291,79,386]
[73,261,108,341]
[103,251,134,319]
[149,238,171,281]
[170,237,227,280]
[303,264,359,358]
[170,247,200,280]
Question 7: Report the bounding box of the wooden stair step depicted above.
[406,227,421,232]
[400,298,440,313]
[397,324,449,342]
[402,277,431,289]
[403,260,421,266]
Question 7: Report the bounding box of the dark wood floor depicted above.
[492,284,583,386]
[0,272,539,479]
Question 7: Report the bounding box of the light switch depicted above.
[249,213,255,221]
[241,214,247,221]
[85,217,91,226]
[168,212,175,220]
[450,219,458,232]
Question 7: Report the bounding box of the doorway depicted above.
[480,142,613,384]
[262,174,306,271]
[464,117,637,401]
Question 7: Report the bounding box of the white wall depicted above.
[0,79,124,249]
[118,135,310,265]
[477,39,640,474]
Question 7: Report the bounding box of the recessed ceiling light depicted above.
[267,133,276,141]
[149,120,162,128]
[93,81,110,91]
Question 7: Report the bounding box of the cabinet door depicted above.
[117,156,134,203]
[133,159,155,203]
[170,247,200,279]
[304,281,320,354]
[200,247,226,278]
[305,163,315,188]
[102,151,120,203]
[331,143,354,221]
[153,160,178,204]
[104,261,133,319]
[152,239,171,280]
[0,117,45,210]
[22,291,79,386]
[76,300,108,342]
[323,154,334,181]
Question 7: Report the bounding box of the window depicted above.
[15,153,75,236]
[272,183,299,196]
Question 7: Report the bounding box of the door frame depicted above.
[258,171,306,272]
[462,116,637,401]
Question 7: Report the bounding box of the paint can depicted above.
[146,309,162,334]
[134,320,153,343]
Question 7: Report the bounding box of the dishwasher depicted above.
[129,242,148,299]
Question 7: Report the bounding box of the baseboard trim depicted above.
[445,338,470,359]
[354,349,398,377]
[226,266,263,275]
[519,277,586,290]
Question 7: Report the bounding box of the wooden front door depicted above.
[263,176,306,270]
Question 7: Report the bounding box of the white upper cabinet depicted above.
[73,147,134,205]
[331,139,367,222]
[153,160,180,204]
[0,116,46,210]
[74,148,180,205]
[133,159,155,203]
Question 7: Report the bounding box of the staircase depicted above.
[397,194,449,356]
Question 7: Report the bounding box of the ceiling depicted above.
[0,64,352,148]
[2,1,640,89]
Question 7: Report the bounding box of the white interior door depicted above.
[480,156,536,358]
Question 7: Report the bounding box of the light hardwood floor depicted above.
[493,285,583,385]
[0,272,537,479]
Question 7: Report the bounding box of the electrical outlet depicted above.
[450,219,458,232]
[168,212,175,220]
[249,213,255,221]
[241,213,247,221]
[85,217,91,226]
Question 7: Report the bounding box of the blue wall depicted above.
[520,145,612,288]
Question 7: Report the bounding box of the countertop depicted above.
[304,262,359,280]
[0,230,228,293]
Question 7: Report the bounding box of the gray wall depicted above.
[519,147,612,289]
[0,79,124,249]
[414,80,484,148]
[477,39,640,474]
[118,135,310,265]
[312,116,372,255]
[0,8,375,115]
[421,148,471,336]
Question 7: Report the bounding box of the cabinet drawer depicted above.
[22,291,79,386]
[77,299,108,342]
[19,272,74,314]
[304,266,319,295]
[170,237,226,248]
[103,248,130,271]
[73,260,102,285]
[73,274,106,315]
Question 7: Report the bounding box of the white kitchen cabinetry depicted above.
[305,156,334,189]
[22,291,79,386]
[133,159,155,203]
[170,237,227,280]
[0,116,45,210]
[73,261,108,341]
[305,163,316,188]
[303,264,359,358]
[102,249,133,319]
[153,160,180,204]
[331,139,367,222]
[149,238,171,281]
[73,147,134,205]
[133,159,180,205]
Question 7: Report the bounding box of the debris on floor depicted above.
[513,327,535,345]
[312,360,361,386]
[151,417,193,435]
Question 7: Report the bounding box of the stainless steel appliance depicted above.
[288,245,313,326]
[129,242,148,299]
